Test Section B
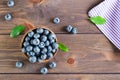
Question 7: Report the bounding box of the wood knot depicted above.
[67,58,75,64]
[30,0,44,3]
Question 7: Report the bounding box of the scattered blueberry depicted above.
[39,42,45,48]
[49,62,56,69]
[5,13,12,21]
[36,28,44,34]
[34,33,40,38]
[45,41,50,46]
[40,67,48,74]
[41,35,47,42]
[7,0,15,7]
[28,31,34,37]
[33,46,40,53]
[40,54,47,60]
[53,17,60,24]
[23,42,29,47]
[29,56,37,63]
[26,46,33,52]
[16,61,23,68]
[44,30,49,35]
[32,39,40,45]
[65,25,73,32]
[71,28,78,34]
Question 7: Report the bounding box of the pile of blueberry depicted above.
[22,28,58,63]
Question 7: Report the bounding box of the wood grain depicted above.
[0,34,119,73]
[0,0,103,34]
[0,74,120,80]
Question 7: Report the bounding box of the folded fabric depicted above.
[88,0,120,49]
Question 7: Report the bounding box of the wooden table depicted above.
[0,0,120,80]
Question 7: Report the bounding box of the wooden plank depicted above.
[0,0,103,34]
[0,34,120,73]
[0,74,120,80]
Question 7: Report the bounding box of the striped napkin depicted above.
[88,0,120,49]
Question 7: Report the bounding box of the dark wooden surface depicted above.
[0,0,120,80]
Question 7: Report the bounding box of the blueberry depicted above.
[25,37,30,41]
[44,30,49,35]
[7,0,15,7]
[36,28,44,34]
[38,58,43,63]
[48,34,56,40]
[45,41,50,46]
[53,17,60,24]
[65,25,73,32]
[71,28,78,34]
[52,49,56,53]
[40,67,48,74]
[26,45,33,52]
[40,54,47,60]
[23,42,29,47]
[47,53,53,59]
[16,61,23,68]
[50,39,55,43]
[22,48,26,53]
[47,46,52,52]
[52,43,58,49]
[28,31,34,37]
[33,46,40,53]
[5,13,12,21]
[29,56,37,63]
[41,35,47,42]
[31,39,40,45]
[49,62,56,69]
[34,33,40,38]
[29,51,36,56]
[39,42,45,48]
[41,48,47,54]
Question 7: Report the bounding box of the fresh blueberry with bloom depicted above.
[16,61,23,68]
[39,42,45,48]
[71,28,78,34]
[36,28,44,34]
[49,62,57,69]
[40,54,47,60]
[65,25,73,32]
[53,17,60,24]
[41,35,47,42]
[5,13,12,21]
[7,0,15,7]
[40,67,48,74]
[29,56,37,63]
[28,31,34,37]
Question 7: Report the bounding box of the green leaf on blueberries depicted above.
[10,25,25,38]
[58,43,69,52]
[89,16,106,25]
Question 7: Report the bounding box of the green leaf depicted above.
[89,16,106,25]
[10,25,25,38]
[58,43,69,52]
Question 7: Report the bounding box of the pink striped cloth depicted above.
[88,0,120,49]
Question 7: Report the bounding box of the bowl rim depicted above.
[21,26,58,63]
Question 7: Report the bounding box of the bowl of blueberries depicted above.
[21,27,58,63]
